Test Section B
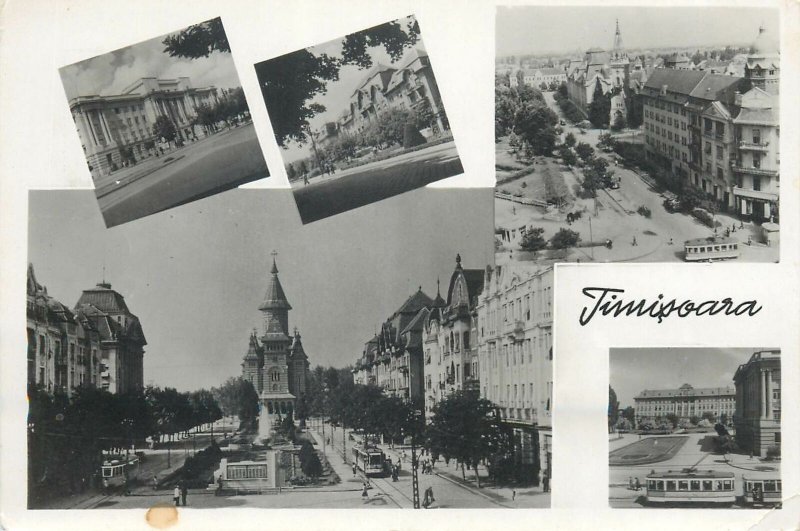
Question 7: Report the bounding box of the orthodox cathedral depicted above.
[241,253,309,418]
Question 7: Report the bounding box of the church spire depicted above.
[613,18,624,54]
[259,251,292,311]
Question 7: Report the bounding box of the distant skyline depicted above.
[28,188,493,392]
[496,6,779,57]
[60,21,243,101]
[609,348,770,408]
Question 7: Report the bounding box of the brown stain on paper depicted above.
[145,503,179,529]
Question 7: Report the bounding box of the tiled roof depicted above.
[635,384,735,399]
[76,284,130,313]
[644,68,707,95]
[688,73,745,101]
[401,307,429,336]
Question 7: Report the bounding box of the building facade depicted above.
[422,255,484,419]
[733,349,781,456]
[27,264,146,396]
[68,77,221,180]
[633,383,736,426]
[319,47,449,143]
[641,26,780,221]
[241,255,310,418]
[475,263,553,485]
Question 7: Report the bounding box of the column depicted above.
[765,369,771,420]
[761,369,767,419]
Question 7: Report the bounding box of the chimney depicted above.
[734,91,742,106]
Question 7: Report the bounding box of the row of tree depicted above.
[27,383,225,501]
[495,82,559,158]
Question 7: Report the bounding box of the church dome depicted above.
[752,25,779,55]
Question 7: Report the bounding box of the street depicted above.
[96,123,269,228]
[495,92,779,264]
[608,432,780,508]
[293,141,462,224]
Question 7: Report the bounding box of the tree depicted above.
[564,132,576,148]
[550,228,580,250]
[664,413,679,429]
[211,377,259,429]
[520,227,547,253]
[254,19,420,148]
[152,115,177,144]
[286,163,297,181]
[621,406,635,424]
[575,142,594,162]
[559,145,577,167]
[513,101,558,156]
[162,17,230,58]
[587,78,611,129]
[428,391,510,487]
[611,112,626,131]
[556,81,568,100]
[608,386,620,432]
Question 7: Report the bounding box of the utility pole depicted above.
[410,409,422,509]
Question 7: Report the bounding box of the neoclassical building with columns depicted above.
[734,349,781,456]
[67,77,221,180]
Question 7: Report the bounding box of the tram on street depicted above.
[742,473,782,507]
[684,236,740,262]
[352,445,389,477]
[101,456,140,488]
[645,470,736,506]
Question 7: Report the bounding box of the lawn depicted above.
[609,436,689,466]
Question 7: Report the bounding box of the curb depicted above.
[433,472,511,508]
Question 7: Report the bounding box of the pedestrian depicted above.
[216,475,223,496]
[543,471,550,493]
[180,482,188,506]
[635,477,641,491]
[747,235,752,246]
[361,482,368,498]
[668,237,673,246]
[303,171,309,186]
[173,485,180,506]
[103,477,110,496]
[152,475,158,491]
[352,463,357,476]
[628,477,634,491]
[512,489,517,501]
[632,236,637,246]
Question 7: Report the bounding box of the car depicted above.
[559,120,566,126]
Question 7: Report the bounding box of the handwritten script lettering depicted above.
[578,287,762,326]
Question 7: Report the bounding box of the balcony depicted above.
[738,140,770,151]
[731,165,778,177]
[702,130,724,141]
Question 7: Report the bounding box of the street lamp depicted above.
[409,408,423,509]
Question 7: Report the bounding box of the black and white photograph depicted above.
[254,15,463,224]
[26,185,549,510]
[495,7,780,265]
[609,348,781,509]
[59,17,269,228]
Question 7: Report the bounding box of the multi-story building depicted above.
[633,384,736,426]
[422,255,484,419]
[322,47,449,143]
[641,26,779,221]
[68,77,220,180]
[27,264,146,396]
[519,68,567,88]
[241,255,310,418]
[352,288,434,400]
[475,263,553,485]
[733,349,781,456]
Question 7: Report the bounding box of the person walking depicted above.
[543,471,550,493]
[152,475,158,491]
[173,485,181,506]
[361,482,368,498]
[628,477,634,491]
[103,477,110,496]
[634,477,641,491]
[352,463,357,476]
[512,489,517,501]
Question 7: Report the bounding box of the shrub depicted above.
[403,124,427,149]
[766,446,781,459]
[691,208,720,228]
[550,228,581,249]
[520,227,547,253]
[637,206,652,218]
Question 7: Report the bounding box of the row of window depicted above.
[648,479,733,492]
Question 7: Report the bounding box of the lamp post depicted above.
[410,408,423,509]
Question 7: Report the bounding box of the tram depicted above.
[742,473,782,507]
[101,456,140,488]
[684,236,740,262]
[645,470,736,506]
[352,445,389,477]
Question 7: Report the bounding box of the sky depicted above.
[609,347,774,408]
[59,20,243,101]
[279,15,428,164]
[28,187,493,393]
[496,6,780,57]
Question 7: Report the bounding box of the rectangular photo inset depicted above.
[26,187,548,510]
[59,17,269,228]
[254,15,463,224]
[609,348,781,509]
[495,6,780,266]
